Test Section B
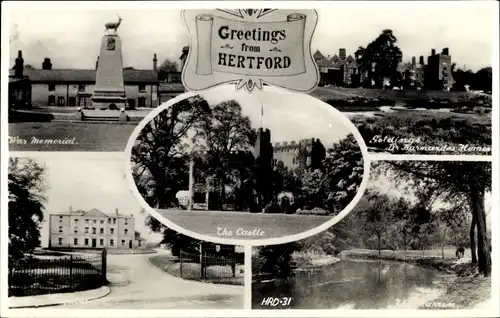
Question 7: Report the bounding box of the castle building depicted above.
[273,138,326,172]
[425,48,453,90]
[48,208,147,250]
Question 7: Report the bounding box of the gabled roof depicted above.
[8,69,158,83]
[313,50,330,66]
[85,208,109,218]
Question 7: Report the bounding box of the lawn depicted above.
[9,121,136,151]
[157,209,333,240]
[310,87,472,103]
[149,254,244,286]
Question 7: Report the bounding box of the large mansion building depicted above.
[49,208,147,250]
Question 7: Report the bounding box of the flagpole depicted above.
[260,102,263,128]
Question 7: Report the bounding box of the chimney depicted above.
[411,56,416,66]
[69,205,73,212]
[431,49,436,56]
[42,58,52,70]
[419,56,424,65]
[14,50,24,78]
[339,48,346,60]
[442,48,449,55]
[153,53,158,71]
[115,208,119,215]
[95,56,99,70]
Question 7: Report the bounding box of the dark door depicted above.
[129,240,133,248]
[138,97,146,107]
[92,238,97,248]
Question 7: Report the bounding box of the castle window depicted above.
[138,240,142,247]
[138,84,146,92]
[78,84,85,92]
[74,238,78,245]
[85,227,89,233]
[100,239,104,246]
[110,239,114,246]
[100,228,104,234]
[58,226,63,233]
[121,240,125,246]
[48,96,56,106]
[124,229,128,235]
[58,238,63,245]
[85,238,89,246]
[74,227,78,234]
[48,84,56,92]
[92,227,96,234]
[110,228,115,234]
[125,219,128,225]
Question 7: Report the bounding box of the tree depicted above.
[322,134,364,213]
[24,64,35,70]
[197,100,255,209]
[374,161,492,277]
[131,95,211,209]
[360,191,394,257]
[8,158,47,262]
[355,29,403,88]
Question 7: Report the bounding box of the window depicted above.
[57,96,65,106]
[138,97,146,107]
[100,228,104,234]
[113,218,116,225]
[58,226,63,233]
[85,238,89,246]
[124,229,128,235]
[68,96,76,106]
[125,219,128,225]
[100,220,104,224]
[110,228,115,234]
[74,227,78,234]
[48,84,56,91]
[110,239,114,246]
[58,238,63,245]
[78,84,85,92]
[121,240,125,246]
[92,227,96,234]
[93,220,96,224]
[75,219,78,223]
[100,239,104,246]
[74,238,78,245]
[85,219,89,224]
[138,84,146,92]
[138,240,142,247]
[85,227,89,233]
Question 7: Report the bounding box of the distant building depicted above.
[273,138,326,172]
[425,48,453,90]
[48,208,147,250]
[313,49,363,87]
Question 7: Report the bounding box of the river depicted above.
[252,259,449,309]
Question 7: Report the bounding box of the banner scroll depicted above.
[183,9,319,93]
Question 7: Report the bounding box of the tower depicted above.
[91,19,126,109]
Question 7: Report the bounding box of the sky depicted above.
[15,153,164,247]
[7,3,495,72]
[198,84,351,147]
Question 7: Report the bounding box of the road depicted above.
[60,250,243,309]
[158,209,332,240]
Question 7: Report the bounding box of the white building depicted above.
[48,207,147,249]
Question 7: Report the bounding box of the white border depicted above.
[123,87,371,247]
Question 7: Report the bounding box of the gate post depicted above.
[179,250,183,277]
[102,248,107,283]
[69,255,73,290]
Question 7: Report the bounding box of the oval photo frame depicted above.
[124,85,371,246]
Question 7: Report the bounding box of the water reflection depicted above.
[252,259,445,309]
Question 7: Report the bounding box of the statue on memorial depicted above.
[105,16,123,34]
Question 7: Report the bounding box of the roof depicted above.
[313,50,330,66]
[159,82,185,92]
[52,208,133,218]
[8,69,158,83]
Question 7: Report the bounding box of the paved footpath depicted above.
[9,250,243,309]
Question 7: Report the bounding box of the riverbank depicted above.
[339,249,491,309]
